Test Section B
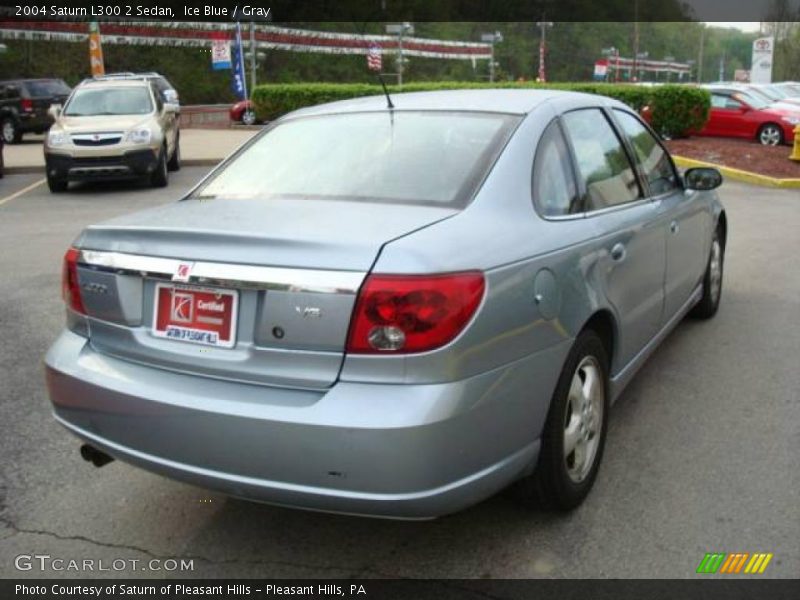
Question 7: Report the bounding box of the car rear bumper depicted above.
[45,330,565,519]
[45,149,158,181]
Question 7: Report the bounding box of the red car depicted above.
[700,89,800,146]
[229,100,257,125]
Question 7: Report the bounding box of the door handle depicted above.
[610,242,626,262]
[670,220,680,234]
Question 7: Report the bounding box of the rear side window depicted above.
[25,80,71,97]
[561,109,641,211]
[613,110,679,196]
[532,120,580,216]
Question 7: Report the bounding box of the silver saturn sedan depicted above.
[45,90,726,518]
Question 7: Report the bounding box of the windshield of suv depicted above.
[191,111,519,206]
[25,79,71,97]
[63,87,153,116]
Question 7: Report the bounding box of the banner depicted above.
[230,23,247,100]
[750,37,774,84]
[367,45,382,71]
[211,37,231,70]
[593,59,608,80]
[87,21,104,76]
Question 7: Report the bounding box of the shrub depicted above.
[251,82,709,138]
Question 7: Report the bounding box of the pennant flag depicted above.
[88,21,104,77]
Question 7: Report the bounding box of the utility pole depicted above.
[481,31,503,83]
[632,0,640,82]
[386,23,413,87]
[536,18,553,82]
[249,22,257,93]
[697,26,705,83]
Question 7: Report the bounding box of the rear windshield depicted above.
[25,79,71,97]
[191,111,519,207]
[64,87,153,116]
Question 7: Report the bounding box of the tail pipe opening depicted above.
[80,444,114,468]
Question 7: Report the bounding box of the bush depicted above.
[251,82,709,138]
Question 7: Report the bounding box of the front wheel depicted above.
[167,137,181,172]
[242,110,256,126]
[690,229,724,319]
[518,330,609,511]
[150,146,168,188]
[758,123,783,146]
[47,174,67,193]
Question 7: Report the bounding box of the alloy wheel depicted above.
[759,125,781,146]
[709,237,722,305]
[563,356,605,483]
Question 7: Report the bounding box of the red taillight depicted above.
[21,98,33,112]
[346,272,485,354]
[62,247,86,315]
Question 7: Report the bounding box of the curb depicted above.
[673,155,800,189]
[3,158,221,176]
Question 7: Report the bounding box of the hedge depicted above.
[251,82,710,138]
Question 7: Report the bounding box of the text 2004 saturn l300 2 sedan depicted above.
[45,89,726,518]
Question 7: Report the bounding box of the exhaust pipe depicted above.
[80,444,114,468]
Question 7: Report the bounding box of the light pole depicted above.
[481,31,503,83]
[536,19,553,82]
[386,22,414,87]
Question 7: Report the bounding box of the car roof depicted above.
[287,89,627,118]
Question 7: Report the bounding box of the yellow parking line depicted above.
[0,178,46,207]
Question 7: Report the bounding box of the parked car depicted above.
[700,88,799,145]
[0,78,71,143]
[45,90,726,518]
[94,72,179,107]
[230,99,257,125]
[44,78,180,192]
[747,83,800,108]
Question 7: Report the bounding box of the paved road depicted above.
[0,171,798,579]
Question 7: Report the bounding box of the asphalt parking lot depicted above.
[0,169,797,579]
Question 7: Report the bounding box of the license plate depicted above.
[152,283,238,348]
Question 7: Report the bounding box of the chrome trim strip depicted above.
[77,249,366,295]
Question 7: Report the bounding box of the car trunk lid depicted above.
[73,197,458,389]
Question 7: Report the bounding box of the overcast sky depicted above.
[705,22,762,32]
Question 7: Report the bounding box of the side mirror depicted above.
[47,104,62,119]
[684,167,723,191]
[163,102,178,114]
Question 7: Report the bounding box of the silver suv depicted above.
[44,79,180,192]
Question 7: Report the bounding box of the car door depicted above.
[561,108,666,367]
[708,93,749,138]
[612,109,709,321]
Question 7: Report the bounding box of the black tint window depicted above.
[614,110,678,196]
[533,120,580,216]
[562,109,641,210]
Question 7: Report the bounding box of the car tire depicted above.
[47,175,67,193]
[167,136,181,172]
[519,329,610,511]
[690,228,724,319]
[757,123,783,146]
[150,146,168,188]
[1,117,22,144]
[242,110,256,126]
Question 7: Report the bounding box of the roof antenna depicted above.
[376,72,394,110]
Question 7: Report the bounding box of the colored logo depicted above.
[172,262,194,282]
[171,292,194,323]
[696,552,773,574]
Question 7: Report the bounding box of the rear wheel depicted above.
[757,123,783,146]
[47,174,67,193]
[150,145,168,188]
[690,228,724,319]
[518,330,609,511]
[1,118,21,144]
[242,110,257,126]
